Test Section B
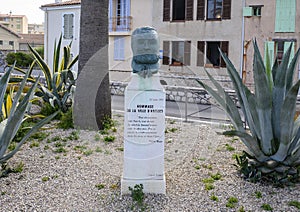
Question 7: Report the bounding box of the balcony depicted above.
[109,16,132,33]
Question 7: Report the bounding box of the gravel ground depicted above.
[0,112,299,211]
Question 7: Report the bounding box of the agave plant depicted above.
[10,35,78,113]
[0,65,58,165]
[197,41,300,183]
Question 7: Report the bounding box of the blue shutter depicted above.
[114,36,125,60]
[123,0,130,31]
[264,41,275,67]
[125,0,131,17]
[109,0,113,31]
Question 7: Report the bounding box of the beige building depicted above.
[243,0,300,88]
[0,24,21,50]
[151,0,243,88]
[108,0,153,81]
[0,13,28,34]
[41,0,300,88]
[28,23,45,34]
[19,34,44,51]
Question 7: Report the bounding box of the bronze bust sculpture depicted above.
[131,27,160,78]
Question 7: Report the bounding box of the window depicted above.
[114,36,125,60]
[162,41,170,65]
[0,40,3,45]
[162,41,191,66]
[251,6,262,16]
[197,41,228,67]
[163,0,193,21]
[275,40,295,64]
[275,0,295,32]
[207,0,222,19]
[173,0,186,20]
[197,0,231,20]
[276,41,284,64]
[109,0,131,31]
[264,40,295,65]
[63,14,74,39]
[197,41,205,66]
[9,41,14,46]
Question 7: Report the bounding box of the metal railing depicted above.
[109,16,132,32]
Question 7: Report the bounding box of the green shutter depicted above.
[284,42,295,65]
[275,0,295,32]
[243,7,253,17]
[264,41,275,67]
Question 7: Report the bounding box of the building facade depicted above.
[152,0,243,88]
[0,13,28,34]
[0,24,21,50]
[243,0,300,88]
[41,0,152,79]
[41,0,81,74]
[19,34,44,51]
[41,0,300,88]
[108,0,153,81]
[28,23,45,34]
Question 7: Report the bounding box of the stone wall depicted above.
[110,81,237,105]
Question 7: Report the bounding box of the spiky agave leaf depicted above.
[0,65,13,115]
[219,49,261,143]
[0,75,39,157]
[224,130,268,162]
[196,71,268,160]
[286,48,300,92]
[0,64,58,164]
[53,34,62,74]
[272,44,293,142]
[198,40,300,183]
[28,44,52,90]
[271,80,300,161]
[196,70,244,131]
[252,41,274,155]
[0,111,59,163]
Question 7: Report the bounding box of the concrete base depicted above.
[121,175,166,195]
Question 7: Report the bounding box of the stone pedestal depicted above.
[121,73,166,194]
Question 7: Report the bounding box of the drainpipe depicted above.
[243,40,251,84]
[44,8,48,65]
[240,0,246,79]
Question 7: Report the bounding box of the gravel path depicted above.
[0,112,299,211]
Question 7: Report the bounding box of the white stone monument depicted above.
[121,27,166,194]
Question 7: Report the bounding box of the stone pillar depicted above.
[121,73,166,194]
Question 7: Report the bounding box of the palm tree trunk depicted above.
[74,0,111,130]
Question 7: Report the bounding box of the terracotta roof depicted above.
[19,34,44,45]
[41,0,81,8]
[0,23,21,38]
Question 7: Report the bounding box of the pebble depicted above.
[0,113,299,211]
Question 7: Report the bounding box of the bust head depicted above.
[131,27,159,76]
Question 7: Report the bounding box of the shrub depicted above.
[57,109,74,129]
[6,51,33,68]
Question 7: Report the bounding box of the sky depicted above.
[0,0,54,24]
